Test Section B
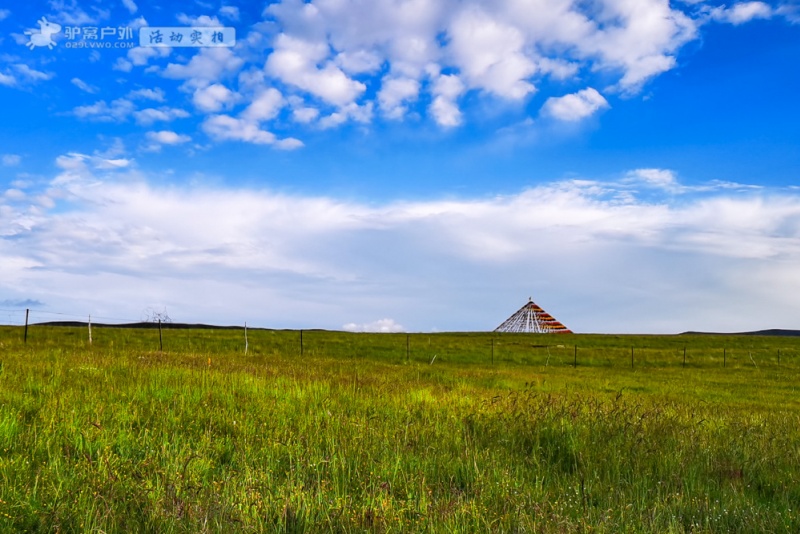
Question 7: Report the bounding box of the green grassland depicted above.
[1,325,799,532]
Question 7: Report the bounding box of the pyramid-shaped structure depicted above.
[494,297,572,333]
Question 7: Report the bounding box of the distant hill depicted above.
[681,329,800,337]
[32,321,326,331]
[36,321,248,330]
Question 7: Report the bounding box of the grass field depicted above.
[1,325,799,532]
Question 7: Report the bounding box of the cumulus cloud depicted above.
[378,77,420,119]
[176,13,222,27]
[627,168,679,191]
[541,88,609,121]
[128,88,165,102]
[429,73,465,127]
[72,99,136,122]
[146,131,191,145]
[292,106,320,124]
[114,46,171,73]
[711,2,773,25]
[343,319,406,333]
[318,102,373,129]
[161,48,244,89]
[2,64,54,86]
[202,114,303,149]
[241,88,285,122]
[448,6,536,99]
[202,115,277,145]
[142,131,191,152]
[133,107,191,126]
[193,83,238,112]
[254,0,707,126]
[266,34,366,107]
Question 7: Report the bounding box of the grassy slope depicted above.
[0,326,799,532]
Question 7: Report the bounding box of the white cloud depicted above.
[113,59,133,73]
[145,130,191,145]
[335,50,383,75]
[292,106,319,124]
[275,138,305,150]
[49,0,108,25]
[54,151,131,174]
[343,319,406,333]
[219,6,240,21]
[10,64,54,84]
[241,88,285,122]
[202,114,280,145]
[318,102,373,129]
[122,0,137,15]
[128,88,165,102]
[429,73,465,127]
[176,13,222,27]
[378,77,420,119]
[71,77,97,93]
[4,189,26,202]
[258,0,701,124]
[776,4,800,23]
[0,9,10,21]
[193,83,238,112]
[0,72,15,87]
[627,168,679,191]
[115,46,171,72]
[266,34,366,107]
[5,167,800,333]
[541,88,609,121]
[712,2,773,25]
[133,107,191,125]
[448,6,536,99]
[72,99,135,122]
[161,47,244,88]
[2,154,21,166]
[128,15,149,30]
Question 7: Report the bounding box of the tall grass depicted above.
[0,326,798,532]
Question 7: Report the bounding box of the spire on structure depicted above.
[494,297,572,333]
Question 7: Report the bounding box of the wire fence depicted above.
[1,309,798,371]
[0,307,141,327]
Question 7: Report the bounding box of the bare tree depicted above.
[142,306,172,324]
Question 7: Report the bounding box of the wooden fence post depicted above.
[158,319,163,352]
[24,308,29,343]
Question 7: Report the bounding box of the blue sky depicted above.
[1,0,799,333]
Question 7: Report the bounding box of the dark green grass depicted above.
[0,326,799,532]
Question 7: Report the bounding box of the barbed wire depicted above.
[0,306,161,326]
